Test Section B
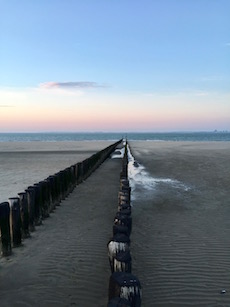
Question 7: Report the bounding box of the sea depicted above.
[0,131,230,142]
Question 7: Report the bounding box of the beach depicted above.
[0,141,115,203]
[0,141,122,306]
[0,140,230,306]
[129,141,230,306]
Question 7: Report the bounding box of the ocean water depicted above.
[126,144,190,201]
[0,131,230,142]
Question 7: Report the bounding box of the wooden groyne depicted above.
[107,141,142,307]
[0,140,122,257]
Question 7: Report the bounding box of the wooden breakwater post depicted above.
[18,192,30,239]
[8,197,22,247]
[0,139,122,257]
[108,272,142,307]
[107,140,142,306]
[0,202,12,256]
[25,187,36,232]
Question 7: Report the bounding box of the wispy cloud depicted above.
[193,90,210,97]
[225,42,230,46]
[39,81,108,89]
[0,105,15,108]
[200,75,223,82]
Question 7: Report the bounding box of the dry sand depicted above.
[129,141,230,306]
[1,141,230,306]
[0,141,114,203]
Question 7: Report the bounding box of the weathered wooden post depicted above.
[82,158,89,180]
[44,179,51,216]
[58,170,67,200]
[114,212,132,236]
[118,191,131,206]
[45,177,55,213]
[107,233,130,273]
[18,192,30,238]
[54,172,62,204]
[65,167,73,194]
[63,168,69,197]
[0,202,12,256]
[37,181,49,218]
[113,224,129,237]
[70,165,76,191]
[117,208,131,217]
[8,197,22,247]
[108,272,142,307]
[32,184,42,226]
[46,176,55,211]
[118,202,131,212]
[113,250,132,273]
[73,163,78,185]
[120,179,130,191]
[25,187,35,232]
[76,162,83,184]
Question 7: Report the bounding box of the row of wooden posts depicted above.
[0,140,122,257]
[107,142,142,307]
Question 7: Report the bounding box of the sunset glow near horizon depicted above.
[1,1,230,132]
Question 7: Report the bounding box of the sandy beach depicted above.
[0,141,115,203]
[129,141,230,306]
[1,140,230,306]
[0,141,122,306]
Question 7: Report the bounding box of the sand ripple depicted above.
[0,158,122,307]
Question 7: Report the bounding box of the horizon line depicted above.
[0,130,229,134]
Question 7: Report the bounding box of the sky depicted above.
[0,0,229,132]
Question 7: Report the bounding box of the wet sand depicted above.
[129,141,230,306]
[1,141,230,306]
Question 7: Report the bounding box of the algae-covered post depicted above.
[0,201,12,256]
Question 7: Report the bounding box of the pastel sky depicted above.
[0,0,229,132]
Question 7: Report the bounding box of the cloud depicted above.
[200,75,223,82]
[39,81,108,89]
[226,43,230,46]
[0,105,15,108]
[193,90,210,97]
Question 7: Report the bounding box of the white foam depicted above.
[127,144,190,200]
[111,147,125,159]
